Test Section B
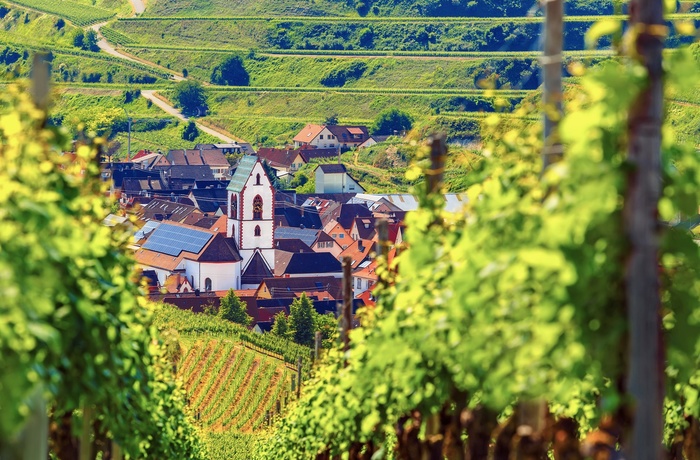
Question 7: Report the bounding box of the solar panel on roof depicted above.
[142,223,213,257]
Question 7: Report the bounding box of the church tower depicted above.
[227,155,275,288]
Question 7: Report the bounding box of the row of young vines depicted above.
[257,8,700,460]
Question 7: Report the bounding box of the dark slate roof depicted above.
[274,227,321,247]
[296,193,356,206]
[191,188,228,213]
[274,205,323,229]
[313,299,364,316]
[195,180,229,189]
[298,148,339,163]
[314,231,335,244]
[197,234,242,263]
[190,216,223,229]
[111,165,156,188]
[255,321,273,333]
[162,165,216,181]
[317,164,347,174]
[336,203,373,230]
[274,239,314,253]
[228,155,257,193]
[260,276,342,299]
[141,269,160,291]
[138,199,198,222]
[256,148,297,169]
[242,252,273,286]
[352,217,376,240]
[275,252,342,276]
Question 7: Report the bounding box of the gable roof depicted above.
[274,226,321,247]
[227,155,258,193]
[274,239,314,253]
[298,148,339,163]
[317,164,347,174]
[163,165,216,181]
[197,233,242,262]
[242,252,273,286]
[352,217,376,240]
[256,148,297,169]
[326,125,370,142]
[190,188,228,213]
[335,203,373,230]
[274,252,342,276]
[339,239,375,269]
[293,124,325,143]
[313,231,336,245]
[137,199,199,223]
[274,205,323,229]
[259,276,342,299]
[166,149,229,167]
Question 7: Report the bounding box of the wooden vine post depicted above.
[341,256,353,355]
[296,357,303,399]
[542,0,564,168]
[624,0,665,457]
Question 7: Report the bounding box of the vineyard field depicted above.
[8,0,115,26]
[179,338,293,435]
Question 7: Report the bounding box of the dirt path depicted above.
[141,90,240,143]
[130,0,145,15]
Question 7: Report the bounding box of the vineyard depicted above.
[179,338,293,433]
[7,0,115,26]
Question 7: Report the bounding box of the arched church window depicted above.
[254,225,261,236]
[204,278,212,292]
[230,194,237,218]
[256,173,261,185]
[253,195,263,220]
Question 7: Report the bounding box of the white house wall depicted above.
[184,259,241,291]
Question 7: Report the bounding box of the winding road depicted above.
[86,0,240,143]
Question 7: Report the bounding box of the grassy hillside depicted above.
[49,91,222,157]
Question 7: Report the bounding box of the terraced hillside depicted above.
[179,338,292,434]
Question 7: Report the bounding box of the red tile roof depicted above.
[293,124,325,143]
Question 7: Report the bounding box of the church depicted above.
[133,155,275,291]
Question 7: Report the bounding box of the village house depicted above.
[293,124,370,150]
[314,164,364,194]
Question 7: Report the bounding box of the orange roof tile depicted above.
[293,124,325,143]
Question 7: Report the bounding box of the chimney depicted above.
[358,241,364,252]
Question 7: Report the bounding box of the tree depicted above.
[289,293,315,347]
[324,114,339,125]
[182,121,199,142]
[313,312,338,349]
[271,311,289,338]
[218,289,252,326]
[173,80,207,117]
[84,29,99,52]
[72,30,84,49]
[371,108,413,135]
[210,55,250,86]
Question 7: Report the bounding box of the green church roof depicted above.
[227,155,258,193]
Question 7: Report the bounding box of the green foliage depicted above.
[313,312,338,349]
[289,293,315,347]
[84,29,99,52]
[182,120,199,141]
[320,61,367,87]
[10,0,114,26]
[173,80,208,117]
[0,82,204,458]
[258,47,700,458]
[371,107,413,135]
[218,289,253,326]
[210,54,250,86]
[271,311,289,338]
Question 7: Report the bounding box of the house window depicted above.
[204,278,212,292]
[356,278,361,289]
[320,135,324,140]
[253,195,263,220]
[339,234,344,238]
[256,173,261,185]
[254,225,261,236]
